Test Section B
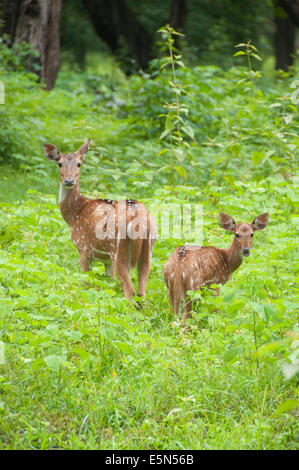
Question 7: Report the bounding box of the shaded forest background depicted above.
[0,0,298,90]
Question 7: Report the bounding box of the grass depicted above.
[0,170,298,450]
[0,45,298,450]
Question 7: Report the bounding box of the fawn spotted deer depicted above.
[163,212,269,324]
[43,139,157,299]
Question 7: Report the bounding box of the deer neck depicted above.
[59,181,85,226]
[224,238,244,273]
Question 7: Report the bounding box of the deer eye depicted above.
[250,233,253,237]
[235,233,240,238]
[77,163,81,167]
[58,162,62,168]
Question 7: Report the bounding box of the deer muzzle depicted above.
[63,178,75,188]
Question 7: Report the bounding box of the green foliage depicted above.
[60,0,274,72]
[185,0,273,68]
[157,25,194,184]
[0,35,40,73]
[60,0,108,68]
[0,175,298,449]
[124,52,298,189]
[0,33,298,449]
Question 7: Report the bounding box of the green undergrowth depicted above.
[0,174,298,449]
[0,41,298,449]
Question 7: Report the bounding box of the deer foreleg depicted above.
[79,251,91,271]
[105,262,115,280]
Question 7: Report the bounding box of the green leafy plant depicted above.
[157,25,195,185]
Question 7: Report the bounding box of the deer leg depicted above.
[182,297,192,324]
[167,285,174,312]
[137,239,152,297]
[115,261,135,299]
[115,240,135,299]
[79,251,91,271]
[212,286,220,313]
[105,263,115,280]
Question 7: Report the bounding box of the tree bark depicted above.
[170,0,187,33]
[275,2,296,71]
[82,0,153,72]
[0,0,22,38]
[170,0,187,50]
[1,0,62,90]
[279,0,299,27]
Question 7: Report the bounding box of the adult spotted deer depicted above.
[43,139,157,299]
[163,212,269,324]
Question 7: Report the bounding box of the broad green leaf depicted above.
[165,116,174,131]
[71,310,82,322]
[252,151,264,167]
[174,165,187,179]
[251,302,264,319]
[258,341,281,355]
[269,103,282,108]
[113,341,133,354]
[160,129,171,140]
[223,347,240,363]
[223,293,235,302]
[0,254,9,264]
[264,304,278,319]
[274,399,299,416]
[173,148,185,162]
[44,354,65,371]
[182,125,195,139]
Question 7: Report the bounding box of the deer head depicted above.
[43,139,91,188]
[219,212,269,257]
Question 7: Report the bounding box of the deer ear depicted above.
[219,213,236,231]
[43,143,60,162]
[77,139,91,158]
[252,213,269,231]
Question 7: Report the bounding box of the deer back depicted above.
[164,245,231,292]
[70,198,152,261]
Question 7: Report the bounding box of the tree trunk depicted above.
[275,3,296,71]
[279,0,299,26]
[0,0,22,38]
[1,0,62,90]
[170,0,187,34]
[82,0,153,73]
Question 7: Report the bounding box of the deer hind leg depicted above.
[212,286,220,313]
[137,239,152,298]
[167,284,174,312]
[115,239,135,299]
[173,288,182,317]
[182,297,192,324]
[213,287,220,296]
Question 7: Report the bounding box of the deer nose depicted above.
[243,248,250,256]
[64,178,74,187]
